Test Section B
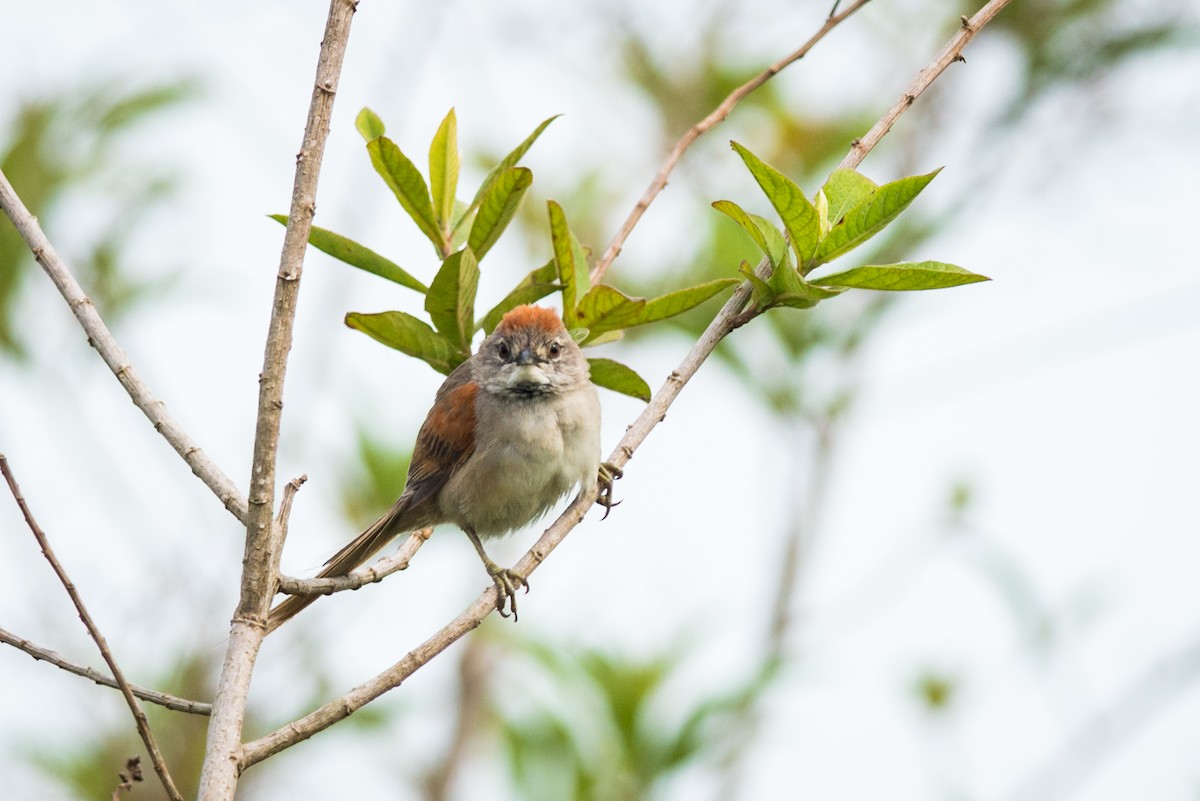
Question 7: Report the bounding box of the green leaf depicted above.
[367,136,444,255]
[811,260,990,291]
[468,167,532,260]
[738,260,776,309]
[425,247,480,350]
[576,285,646,341]
[355,107,385,141]
[345,311,464,374]
[639,278,738,324]
[269,215,427,293]
[730,141,821,268]
[766,259,842,309]
[587,358,651,402]
[820,168,877,226]
[429,108,459,232]
[547,200,590,327]
[477,261,560,333]
[457,114,560,233]
[712,200,771,257]
[812,169,941,266]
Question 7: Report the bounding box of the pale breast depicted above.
[440,386,600,537]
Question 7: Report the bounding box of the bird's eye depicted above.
[497,342,511,360]
[548,341,562,359]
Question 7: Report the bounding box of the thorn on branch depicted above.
[960,15,974,30]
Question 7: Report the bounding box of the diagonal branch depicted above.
[198,1,359,799]
[0,172,249,524]
[589,0,873,285]
[0,454,185,801]
[0,626,212,715]
[238,0,1015,766]
[839,2,1016,171]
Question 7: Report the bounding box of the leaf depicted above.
[730,141,821,267]
[269,215,427,293]
[345,311,464,374]
[367,136,444,255]
[811,261,990,291]
[820,168,877,226]
[429,108,459,232]
[477,261,560,333]
[638,278,738,324]
[356,107,386,141]
[425,247,480,350]
[812,169,941,266]
[712,200,771,257]
[547,200,590,327]
[767,262,842,309]
[468,167,532,260]
[587,358,651,402]
[576,285,646,341]
[738,260,775,309]
[457,114,560,233]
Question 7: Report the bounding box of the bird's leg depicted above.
[464,525,528,620]
[596,462,624,520]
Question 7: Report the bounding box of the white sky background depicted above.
[1,1,1199,800]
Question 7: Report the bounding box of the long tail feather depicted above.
[266,503,409,633]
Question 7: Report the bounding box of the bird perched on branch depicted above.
[268,305,619,630]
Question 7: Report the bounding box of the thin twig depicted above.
[198,2,359,799]
[589,0,873,285]
[0,455,185,801]
[274,474,308,555]
[838,1,1015,171]
[0,171,249,524]
[238,0,1013,766]
[0,626,212,715]
[276,527,432,596]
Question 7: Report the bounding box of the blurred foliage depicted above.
[29,650,221,800]
[339,423,414,527]
[914,670,958,714]
[489,637,774,801]
[0,80,196,358]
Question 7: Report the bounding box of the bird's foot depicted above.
[597,461,624,520]
[486,561,529,621]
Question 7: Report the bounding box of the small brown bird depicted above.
[268,305,613,630]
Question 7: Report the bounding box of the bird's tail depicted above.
[266,502,409,633]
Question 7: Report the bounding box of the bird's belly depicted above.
[441,425,583,538]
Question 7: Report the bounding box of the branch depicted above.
[838,1,1016,171]
[275,473,308,551]
[0,171,249,524]
[589,0,873,285]
[0,455,185,801]
[198,1,358,798]
[241,0,1013,767]
[0,626,212,715]
[276,527,431,596]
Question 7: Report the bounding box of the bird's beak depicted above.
[515,348,536,366]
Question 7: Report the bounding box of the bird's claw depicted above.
[487,563,529,621]
[596,462,623,520]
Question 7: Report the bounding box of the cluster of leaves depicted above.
[0,81,194,358]
[714,141,989,315]
[492,638,771,801]
[276,109,739,402]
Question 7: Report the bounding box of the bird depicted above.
[267,304,619,631]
